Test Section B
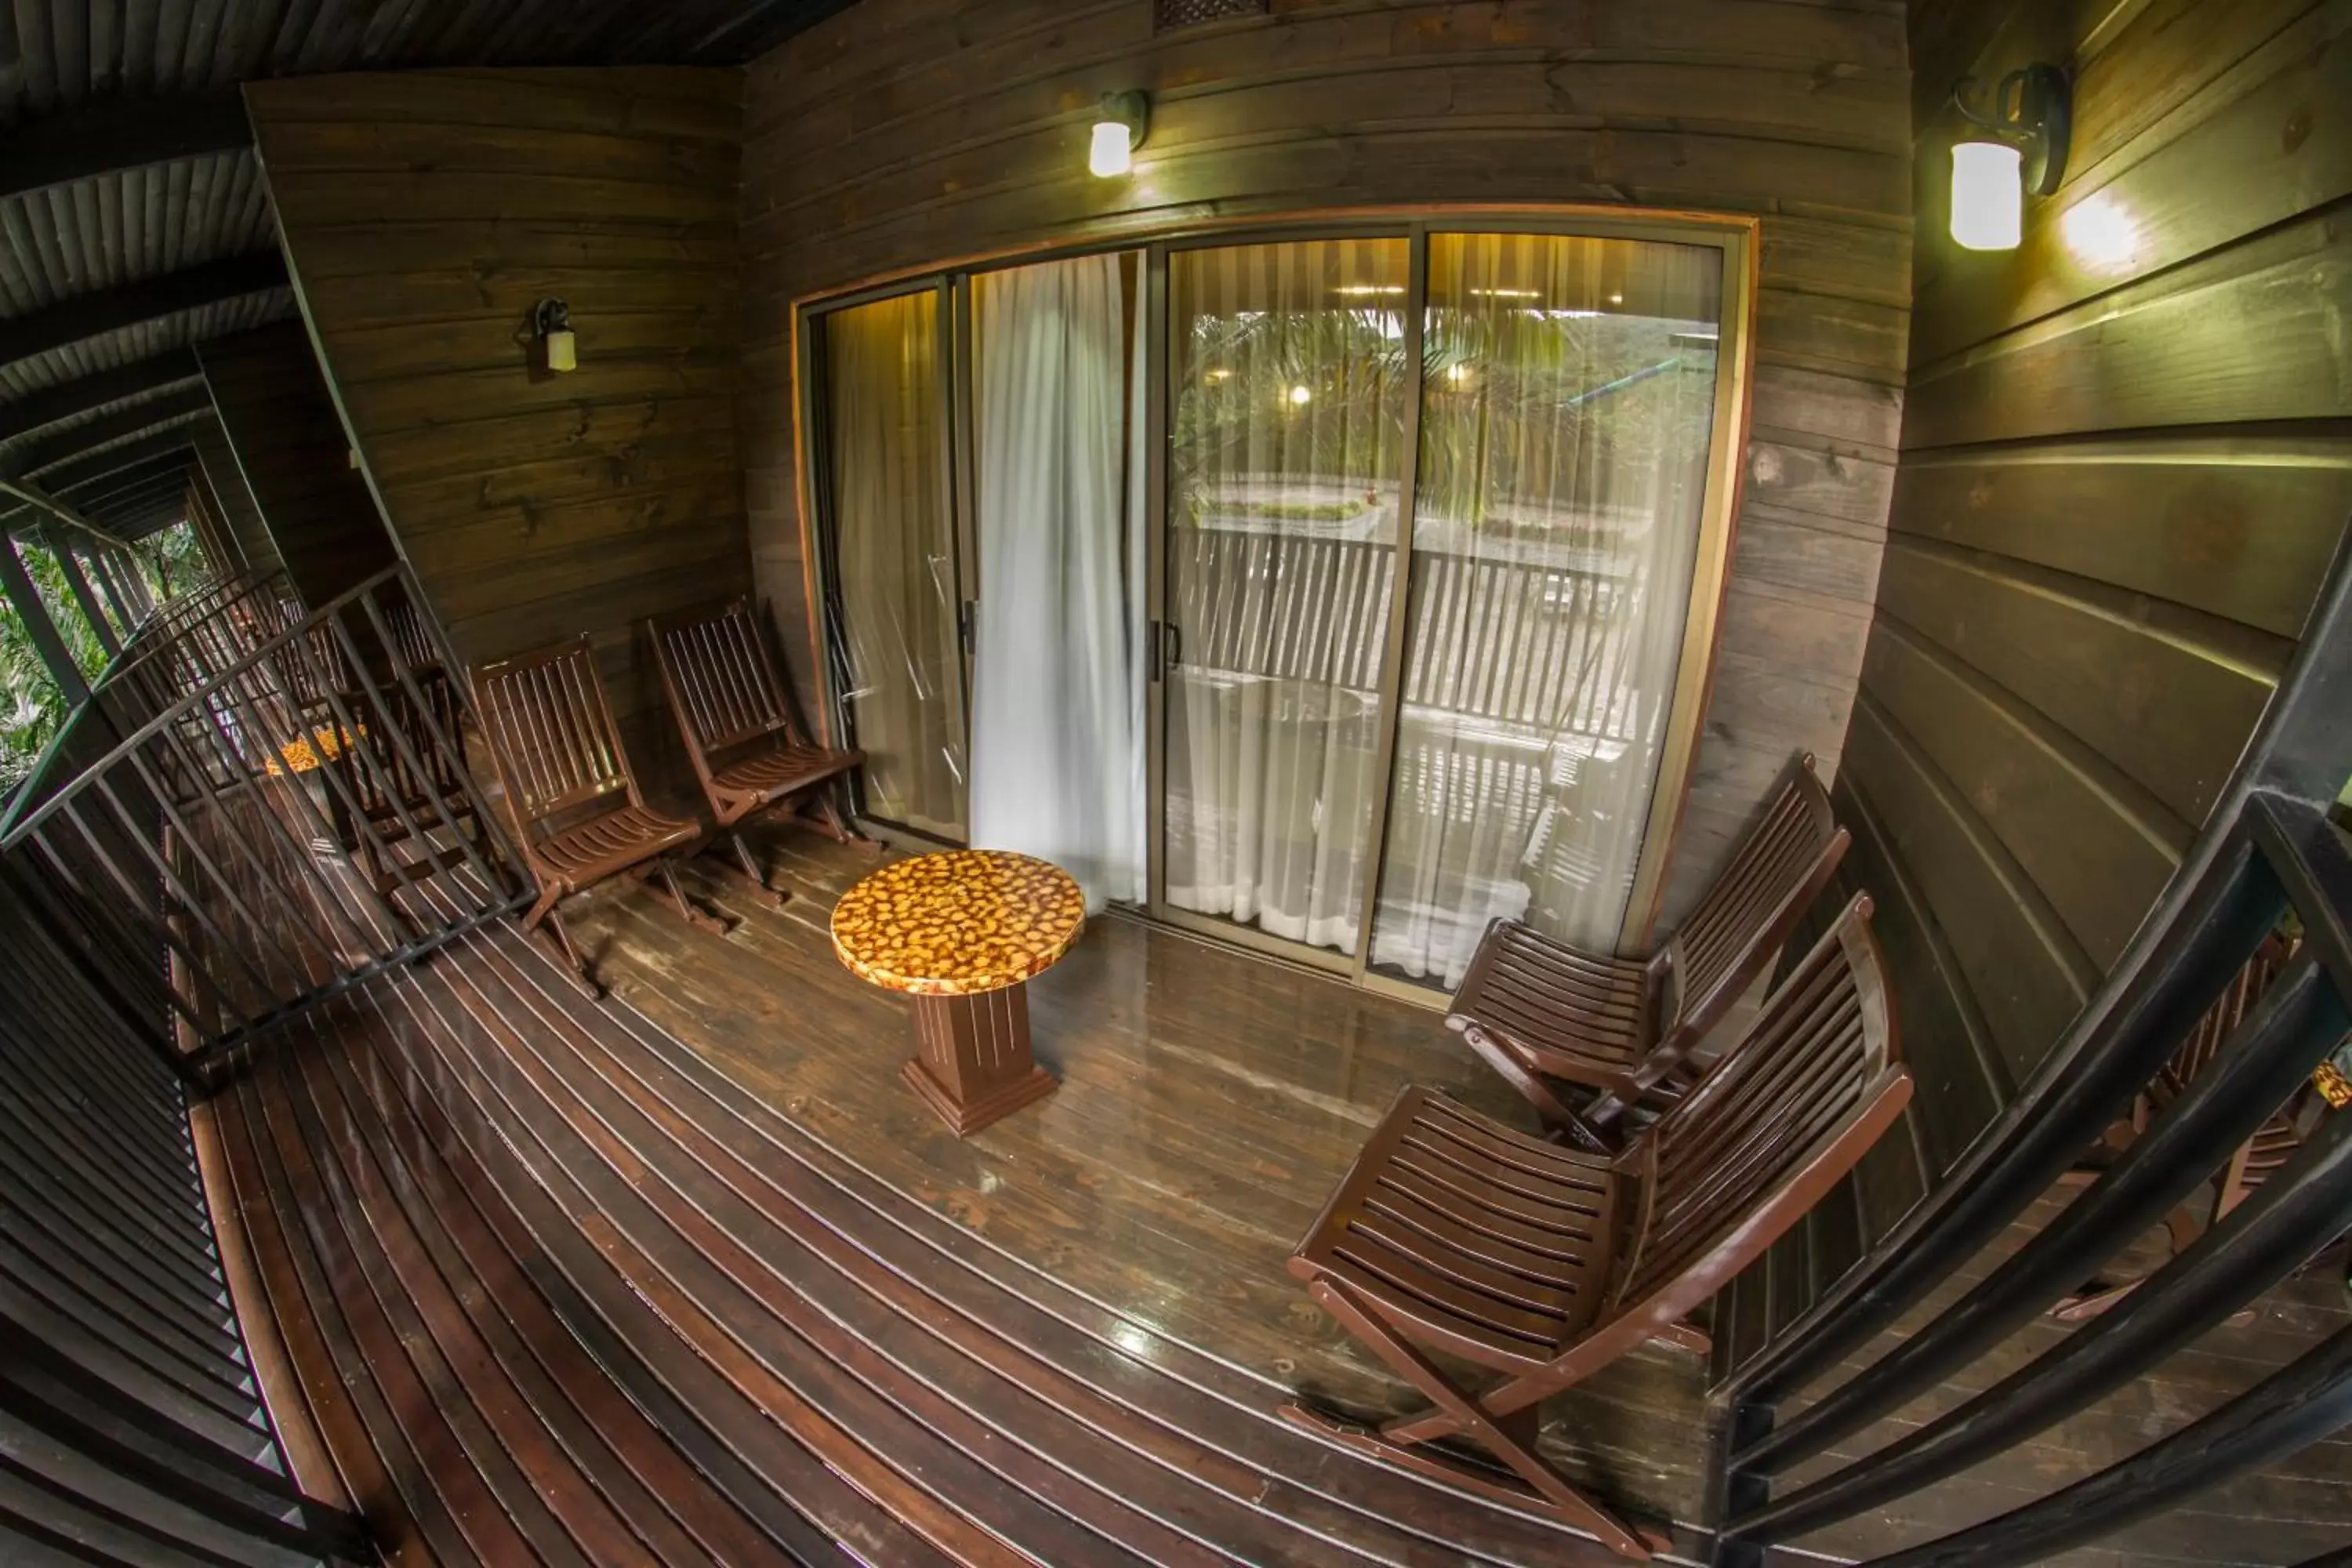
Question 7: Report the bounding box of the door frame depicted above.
[792,205,1758,987]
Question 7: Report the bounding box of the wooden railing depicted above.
[1709,538,2352,1566]
[2,564,531,1087]
[0,562,536,1565]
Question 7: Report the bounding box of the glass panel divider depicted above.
[1347,222,1432,982]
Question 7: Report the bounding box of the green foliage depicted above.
[0,521,208,789]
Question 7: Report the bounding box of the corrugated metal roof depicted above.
[0,0,851,123]
[0,0,852,543]
[2,285,290,401]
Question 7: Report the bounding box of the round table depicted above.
[829,849,1084,1136]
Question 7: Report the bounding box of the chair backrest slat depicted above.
[472,637,634,833]
[1614,895,1906,1313]
[651,597,798,759]
[1658,752,1849,1044]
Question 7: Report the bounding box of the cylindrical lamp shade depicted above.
[1088,120,1132,178]
[1950,140,2024,250]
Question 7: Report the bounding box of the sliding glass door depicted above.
[808,213,1748,993]
[1153,236,1412,960]
[1367,231,1727,988]
[815,286,967,842]
[1149,223,1742,986]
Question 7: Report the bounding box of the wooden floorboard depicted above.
[566,828,1720,1523]
[205,821,1685,1568]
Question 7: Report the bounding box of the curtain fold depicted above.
[968,253,1146,910]
[1368,232,1724,987]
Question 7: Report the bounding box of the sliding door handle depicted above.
[1163,621,1182,675]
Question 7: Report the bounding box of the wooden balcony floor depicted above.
[200,821,1717,1568]
[201,818,2352,1567]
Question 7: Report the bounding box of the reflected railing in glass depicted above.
[1369,230,1725,990]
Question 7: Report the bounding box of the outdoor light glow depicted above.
[1607,292,1624,306]
[1951,140,2024,250]
[2062,194,2141,269]
[1468,287,1541,299]
[1287,384,1312,406]
[1334,284,1406,297]
[1088,119,1133,177]
[1444,363,1474,386]
[1203,368,1232,382]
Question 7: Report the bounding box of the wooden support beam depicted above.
[0,477,134,550]
[3,384,215,480]
[46,528,121,658]
[0,350,204,445]
[71,473,195,523]
[0,252,286,372]
[62,452,197,508]
[0,532,90,707]
[0,93,252,206]
[34,430,198,497]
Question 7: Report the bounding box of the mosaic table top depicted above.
[830,850,1085,997]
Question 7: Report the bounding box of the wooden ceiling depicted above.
[0,0,851,541]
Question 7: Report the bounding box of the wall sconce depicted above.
[1949,64,2070,250]
[1089,91,1149,178]
[532,297,578,373]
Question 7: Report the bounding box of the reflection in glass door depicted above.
[1155,237,1411,960]
[1368,232,1726,988]
[818,288,967,841]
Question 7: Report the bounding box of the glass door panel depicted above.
[1157,237,1410,960]
[1368,231,1725,988]
[820,288,967,841]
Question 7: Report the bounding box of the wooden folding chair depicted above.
[648,596,866,907]
[1287,895,1908,1559]
[270,594,480,891]
[470,635,724,985]
[1447,752,1848,1150]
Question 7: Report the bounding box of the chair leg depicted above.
[1283,1276,1657,1559]
[1458,1025,1613,1155]
[709,831,789,911]
[642,856,733,937]
[535,906,600,1000]
[811,782,880,851]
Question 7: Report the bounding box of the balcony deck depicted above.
[197,818,2352,1568]
[201,822,1716,1568]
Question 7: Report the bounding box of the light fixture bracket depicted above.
[1098,89,1149,151]
[1952,63,2070,196]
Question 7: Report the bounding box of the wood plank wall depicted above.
[198,321,395,608]
[1717,0,2352,1381]
[191,417,281,583]
[737,0,1916,922]
[245,67,750,777]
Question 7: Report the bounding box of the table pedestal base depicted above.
[902,982,1056,1136]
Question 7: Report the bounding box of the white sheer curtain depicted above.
[1369,232,1723,987]
[825,289,967,840]
[1161,238,1410,956]
[967,253,1146,910]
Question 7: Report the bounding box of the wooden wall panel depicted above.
[738,0,1916,927]
[246,67,749,776]
[191,418,281,583]
[1722,0,2352,1412]
[198,321,394,608]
